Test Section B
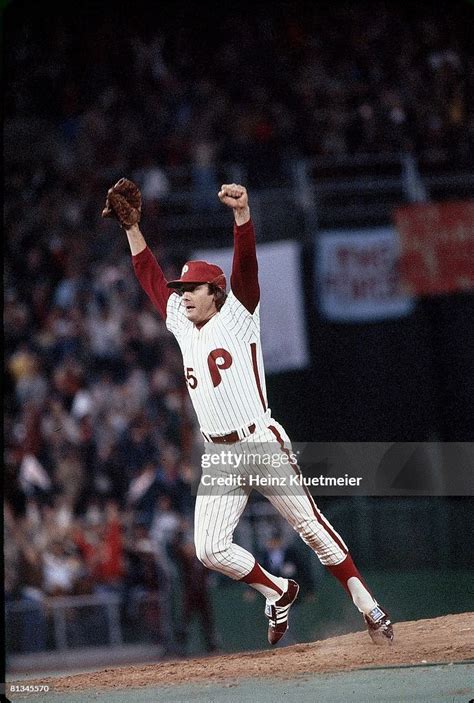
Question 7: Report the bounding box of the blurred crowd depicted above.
[5,2,473,191]
[4,0,472,654]
[4,219,207,652]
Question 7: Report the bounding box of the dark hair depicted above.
[208,284,227,311]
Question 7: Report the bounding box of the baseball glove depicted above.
[102,178,142,229]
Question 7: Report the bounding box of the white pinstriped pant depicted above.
[194,417,349,580]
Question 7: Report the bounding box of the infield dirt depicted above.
[14,612,473,694]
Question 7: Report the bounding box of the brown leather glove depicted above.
[102,178,142,229]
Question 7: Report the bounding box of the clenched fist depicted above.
[218,184,250,225]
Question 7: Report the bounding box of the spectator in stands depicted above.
[122,519,175,649]
[172,521,218,654]
[41,538,85,596]
[73,500,124,595]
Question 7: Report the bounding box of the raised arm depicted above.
[127,224,172,320]
[101,178,172,319]
[218,184,260,313]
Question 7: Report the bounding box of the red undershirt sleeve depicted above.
[132,246,173,320]
[230,219,260,313]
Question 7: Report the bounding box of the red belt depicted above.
[206,423,256,444]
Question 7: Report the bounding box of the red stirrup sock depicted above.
[326,554,377,614]
[240,562,288,602]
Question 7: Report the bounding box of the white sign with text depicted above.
[316,228,415,322]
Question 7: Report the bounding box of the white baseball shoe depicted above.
[364,605,394,645]
[265,579,300,645]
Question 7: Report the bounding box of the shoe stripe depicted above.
[269,613,290,624]
[266,604,291,617]
[268,614,290,624]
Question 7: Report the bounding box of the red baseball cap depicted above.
[167,260,227,291]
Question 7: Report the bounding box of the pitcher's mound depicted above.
[27,612,474,692]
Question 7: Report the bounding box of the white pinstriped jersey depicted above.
[166,290,268,435]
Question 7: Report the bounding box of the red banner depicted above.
[393,201,474,296]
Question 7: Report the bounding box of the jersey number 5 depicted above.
[185,367,198,389]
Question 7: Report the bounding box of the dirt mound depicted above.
[23,612,474,692]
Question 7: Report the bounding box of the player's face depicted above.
[179,284,218,325]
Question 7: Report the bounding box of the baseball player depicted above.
[102,179,394,646]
